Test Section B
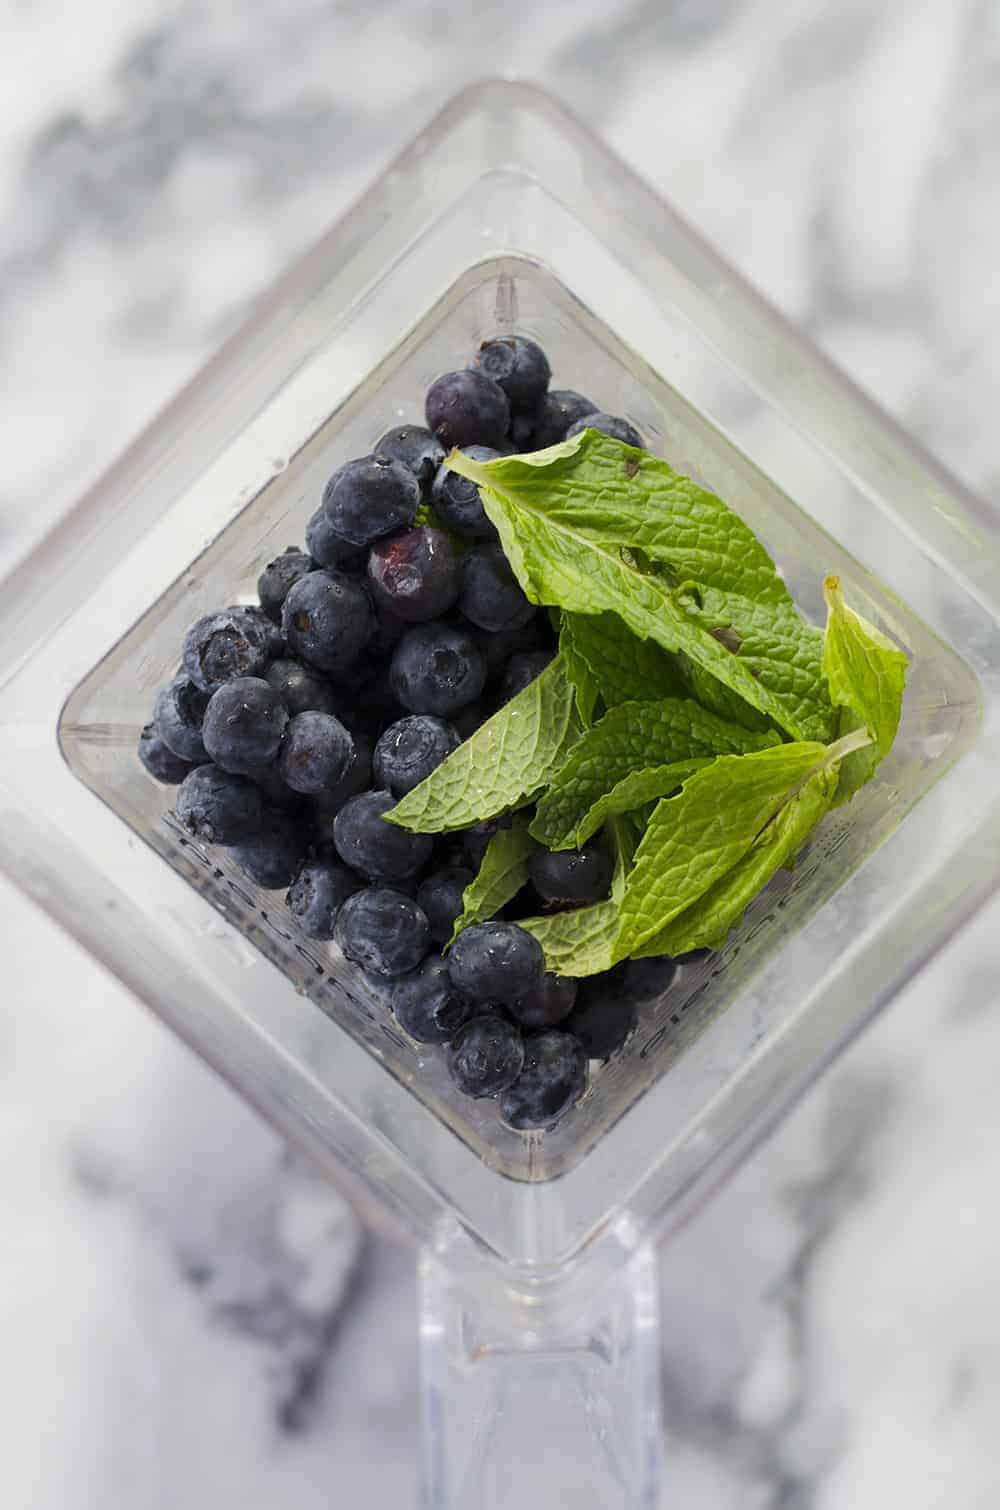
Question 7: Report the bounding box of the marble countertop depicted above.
[3,2,1000,1505]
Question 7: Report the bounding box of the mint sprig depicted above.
[447,816,535,946]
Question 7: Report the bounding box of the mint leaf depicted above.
[822,576,907,803]
[635,766,837,956]
[517,899,619,978]
[558,615,601,726]
[448,435,836,743]
[530,698,779,851]
[448,815,535,946]
[677,654,771,734]
[387,657,580,833]
[614,740,850,957]
[559,610,687,714]
[577,759,714,842]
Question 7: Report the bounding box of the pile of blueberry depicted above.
[138,334,664,1130]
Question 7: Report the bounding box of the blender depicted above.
[2,82,998,1509]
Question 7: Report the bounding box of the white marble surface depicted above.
[3,2,1000,1505]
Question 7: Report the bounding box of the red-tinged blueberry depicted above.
[448,921,545,1005]
[154,675,210,763]
[322,456,420,547]
[565,976,637,1059]
[498,649,554,704]
[390,622,487,718]
[565,412,646,449]
[367,526,460,623]
[473,335,550,414]
[531,390,597,449]
[231,809,310,889]
[508,973,578,1031]
[529,836,614,909]
[279,710,355,796]
[265,658,339,718]
[500,1030,588,1129]
[459,544,535,633]
[175,764,264,847]
[391,954,473,1044]
[374,424,445,497]
[183,609,271,692]
[281,570,375,677]
[425,370,510,450]
[286,858,361,939]
[257,549,315,624]
[332,789,433,881]
[430,445,503,540]
[373,715,460,798]
[416,866,474,945]
[202,677,289,775]
[447,1014,525,1098]
[138,724,194,784]
[334,886,431,977]
[305,506,368,573]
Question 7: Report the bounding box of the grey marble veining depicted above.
[3,2,1000,1506]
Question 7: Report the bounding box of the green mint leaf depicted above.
[577,759,714,842]
[448,434,835,743]
[517,899,620,978]
[387,657,580,833]
[448,815,535,946]
[614,740,837,957]
[635,766,837,956]
[822,576,907,803]
[559,610,687,715]
[558,614,602,726]
[530,698,779,851]
[676,653,771,733]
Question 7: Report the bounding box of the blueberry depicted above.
[182,609,271,692]
[311,731,374,822]
[509,412,537,451]
[532,390,598,449]
[452,701,488,740]
[138,724,194,785]
[286,858,361,939]
[278,710,353,796]
[459,544,535,634]
[250,760,307,813]
[447,1014,525,1098]
[257,549,317,624]
[231,809,309,889]
[498,649,554,704]
[508,973,578,1031]
[334,886,430,977]
[476,616,547,681]
[425,370,510,450]
[175,765,264,846]
[265,657,339,718]
[473,335,550,413]
[500,1030,588,1129]
[621,955,678,1001]
[565,412,645,449]
[154,675,210,762]
[529,837,614,908]
[367,527,460,623]
[390,622,487,718]
[368,602,409,657]
[202,677,289,775]
[228,604,286,661]
[391,954,473,1044]
[373,715,460,797]
[305,506,368,573]
[281,570,375,677]
[332,789,433,880]
[416,866,473,945]
[448,922,545,1005]
[321,456,420,547]
[566,976,637,1059]
[374,424,445,497]
[430,445,503,540]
